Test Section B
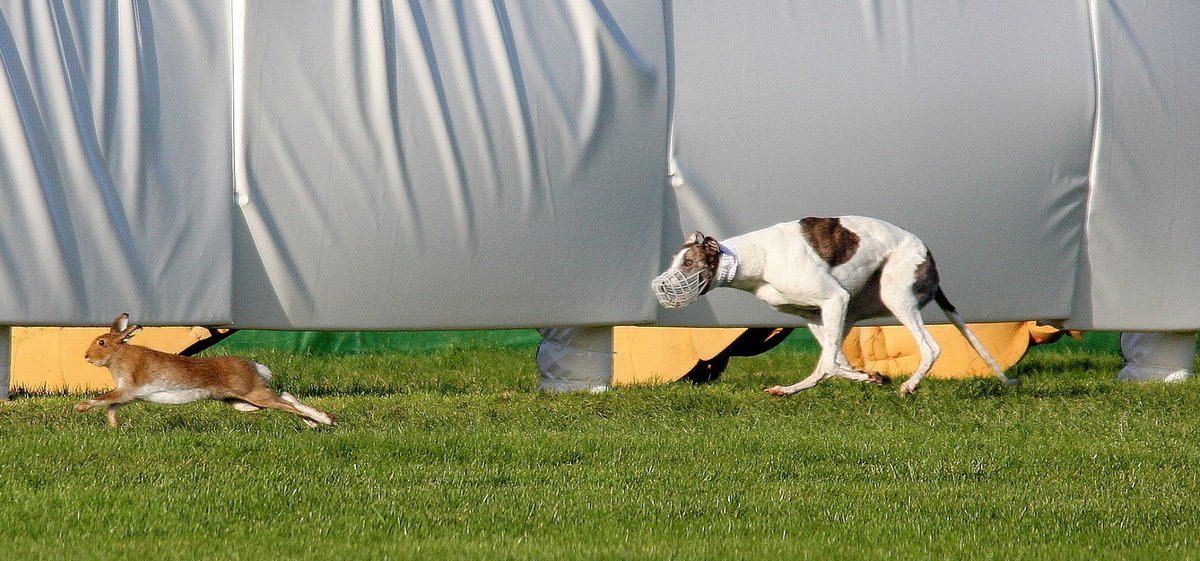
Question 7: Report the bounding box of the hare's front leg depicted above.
[104,405,126,427]
[75,389,136,427]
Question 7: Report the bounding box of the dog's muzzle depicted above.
[651,269,708,309]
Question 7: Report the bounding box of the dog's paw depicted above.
[765,385,792,397]
[866,371,891,385]
[74,401,92,413]
[898,383,918,396]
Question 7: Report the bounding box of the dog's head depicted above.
[651,231,722,308]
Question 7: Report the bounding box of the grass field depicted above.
[3,334,1200,560]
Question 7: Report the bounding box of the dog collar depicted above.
[712,243,738,287]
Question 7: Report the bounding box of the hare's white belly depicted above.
[137,385,212,405]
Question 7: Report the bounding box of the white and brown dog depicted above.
[652,216,1016,395]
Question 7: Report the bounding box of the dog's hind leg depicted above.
[834,368,890,385]
[881,291,940,395]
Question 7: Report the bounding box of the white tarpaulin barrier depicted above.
[0,1,1198,331]
[0,2,232,326]
[1072,0,1200,331]
[663,1,1095,327]
[232,0,667,329]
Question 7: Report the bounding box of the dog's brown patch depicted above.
[911,251,940,307]
[800,217,859,267]
[679,234,723,295]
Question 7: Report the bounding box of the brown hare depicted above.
[77,313,335,428]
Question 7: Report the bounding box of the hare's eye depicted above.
[97,340,106,347]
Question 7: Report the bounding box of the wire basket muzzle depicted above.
[651,268,706,308]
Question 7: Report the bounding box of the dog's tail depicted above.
[934,288,1017,386]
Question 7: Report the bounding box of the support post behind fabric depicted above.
[1118,332,1198,382]
[0,327,10,399]
[536,327,613,393]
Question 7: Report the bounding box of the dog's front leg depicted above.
[812,322,891,385]
[809,322,860,374]
[814,290,851,377]
[766,323,831,396]
[766,289,850,396]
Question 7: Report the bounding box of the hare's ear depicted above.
[111,313,130,333]
[119,325,142,343]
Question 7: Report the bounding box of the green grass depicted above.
[3,341,1200,560]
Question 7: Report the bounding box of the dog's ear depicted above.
[685,231,705,246]
[703,236,720,256]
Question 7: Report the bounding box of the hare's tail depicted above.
[253,362,273,383]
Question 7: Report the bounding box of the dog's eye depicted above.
[683,259,694,267]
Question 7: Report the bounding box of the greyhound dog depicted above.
[652,216,1016,395]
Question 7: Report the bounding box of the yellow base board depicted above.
[612,326,746,387]
[10,322,1060,393]
[842,321,1059,379]
[9,327,212,393]
[612,322,1059,387]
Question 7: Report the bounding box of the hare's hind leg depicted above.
[239,388,335,428]
[279,392,336,427]
[223,398,263,412]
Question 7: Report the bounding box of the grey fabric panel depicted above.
[3,1,1197,333]
[662,1,1094,327]
[0,2,231,326]
[233,1,667,329]
[1070,1,1200,330]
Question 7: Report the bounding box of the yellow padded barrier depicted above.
[843,321,1063,378]
[612,321,1064,386]
[9,327,212,393]
[612,326,746,387]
